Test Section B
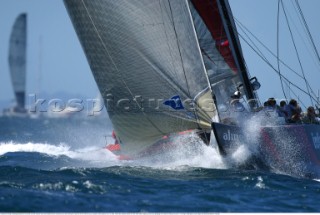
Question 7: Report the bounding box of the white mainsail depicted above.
[64,0,253,155]
[9,13,27,113]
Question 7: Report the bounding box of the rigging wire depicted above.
[235,19,304,80]
[233,2,320,107]
[292,1,320,107]
[235,20,309,106]
[290,0,320,71]
[280,0,314,106]
[286,83,306,109]
[236,16,318,103]
[294,0,320,70]
[237,31,315,108]
[235,19,318,108]
[235,22,268,65]
[276,0,288,101]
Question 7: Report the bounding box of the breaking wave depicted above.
[0,138,229,171]
[0,142,118,160]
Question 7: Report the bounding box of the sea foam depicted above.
[0,142,118,162]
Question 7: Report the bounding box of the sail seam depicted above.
[167,1,192,98]
[80,0,166,135]
[159,0,182,87]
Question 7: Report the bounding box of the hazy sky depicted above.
[230,0,320,109]
[1,0,319,109]
[0,0,99,103]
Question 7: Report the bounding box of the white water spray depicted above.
[0,141,118,163]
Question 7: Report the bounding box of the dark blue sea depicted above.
[1,116,320,212]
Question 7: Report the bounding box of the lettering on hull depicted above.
[223,129,243,141]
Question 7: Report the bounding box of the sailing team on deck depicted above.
[261,98,319,125]
[225,91,320,126]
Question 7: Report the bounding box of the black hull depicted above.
[212,122,320,178]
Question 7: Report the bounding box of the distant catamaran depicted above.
[8,13,27,114]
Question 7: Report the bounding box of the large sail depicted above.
[8,13,27,112]
[64,0,217,155]
[64,0,255,155]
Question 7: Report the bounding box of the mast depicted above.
[37,36,43,97]
[216,0,257,109]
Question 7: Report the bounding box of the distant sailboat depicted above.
[8,13,27,114]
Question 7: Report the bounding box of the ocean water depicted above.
[1,117,320,212]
